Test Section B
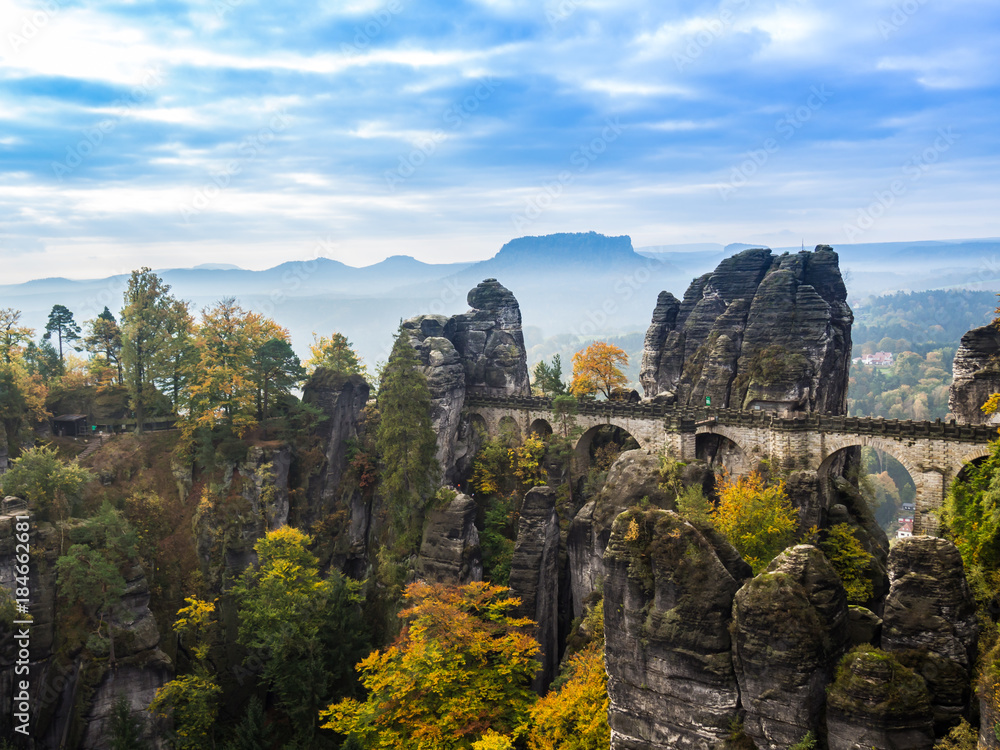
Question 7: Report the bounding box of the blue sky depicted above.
[1,0,998,281]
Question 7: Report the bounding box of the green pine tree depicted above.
[375,325,439,547]
[109,694,147,750]
[222,695,272,750]
[43,304,82,362]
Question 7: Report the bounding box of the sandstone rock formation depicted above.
[640,246,853,414]
[403,278,530,481]
[949,323,1000,424]
[826,647,935,750]
[417,493,483,584]
[567,449,674,619]
[508,487,560,693]
[603,509,750,749]
[302,370,371,521]
[880,536,978,731]
[732,545,849,749]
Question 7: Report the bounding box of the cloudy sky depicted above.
[1,0,998,281]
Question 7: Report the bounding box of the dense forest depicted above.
[1,273,999,749]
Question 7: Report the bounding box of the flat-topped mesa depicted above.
[640,246,853,414]
[403,278,530,480]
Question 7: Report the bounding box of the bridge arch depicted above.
[497,415,521,445]
[954,445,992,479]
[528,418,553,439]
[574,422,643,472]
[694,426,753,475]
[818,437,930,533]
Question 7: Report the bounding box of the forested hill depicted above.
[852,289,997,349]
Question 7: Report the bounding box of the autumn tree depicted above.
[84,307,124,386]
[43,304,82,363]
[305,331,365,377]
[533,355,566,396]
[528,641,610,750]
[711,472,799,574]
[121,269,184,432]
[23,339,62,380]
[0,308,33,363]
[154,298,196,411]
[0,359,48,459]
[233,527,369,745]
[184,298,287,443]
[321,581,540,749]
[250,337,304,436]
[149,596,222,749]
[375,325,439,542]
[569,342,628,399]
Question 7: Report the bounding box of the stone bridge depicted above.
[464,395,997,535]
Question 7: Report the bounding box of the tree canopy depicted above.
[569,342,628,399]
[321,581,540,750]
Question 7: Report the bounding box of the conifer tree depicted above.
[43,304,82,362]
[375,325,439,542]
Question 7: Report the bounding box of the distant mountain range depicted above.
[4,233,1000,369]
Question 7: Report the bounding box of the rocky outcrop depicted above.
[302,370,371,522]
[0,512,169,748]
[826,647,935,750]
[509,487,560,694]
[195,445,293,590]
[948,324,1000,424]
[604,509,751,749]
[567,450,702,619]
[880,536,978,731]
[403,278,530,481]
[417,493,483,584]
[732,545,849,749]
[640,246,853,414]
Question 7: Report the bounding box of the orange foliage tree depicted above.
[711,471,799,574]
[321,581,540,749]
[569,342,628,399]
[528,641,610,750]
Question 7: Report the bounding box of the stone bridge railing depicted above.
[464,394,997,443]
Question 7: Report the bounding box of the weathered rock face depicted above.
[826,647,935,750]
[880,536,978,731]
[302,370,371,522]
[0,512,169,748]
[949,324,1000,424]
[417,493,483,584]
[640,246,853,414]
[508,487,560,694]
[567,449,684,619]
[195,445,293,591]
[604,509,751,749]
[403,278,530,481]
[732,545,849,749]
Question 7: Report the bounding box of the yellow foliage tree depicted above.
[305,331,366,377]
[528,641,610,750]
[711,471,799,574]
[321,581,540,749]
[569,342,628,399]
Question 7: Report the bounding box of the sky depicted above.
[1,0,999,282]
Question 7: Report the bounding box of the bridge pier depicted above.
[914,471,946,536]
